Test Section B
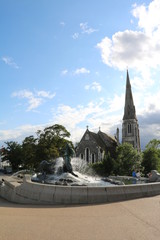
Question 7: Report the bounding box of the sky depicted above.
[1,0,160,150]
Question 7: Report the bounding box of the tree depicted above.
[3,141,23,170]
[145,139,160,149]
[142,139,160,175]
[91,153,115,176]
[36,124,72,162]
[1,124,73,171]
[115,143,142,176]
[22,136,38,169]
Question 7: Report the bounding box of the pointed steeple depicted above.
[122,70,141,152]
[123,70,137,120]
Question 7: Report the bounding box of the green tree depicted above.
[36,124,72,162]
[3,141,23,170]
[145,139,160,149]
[91,153,115,176]
[142,139,160,175]
[1,124,73,171]
[22,136,38,169]
[115,143,142,176]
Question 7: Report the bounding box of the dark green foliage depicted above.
[115,143,142,176]
[91,153,115,176]
[3,141,23,170]
[36,124,71,162]
[142,139,160,176]
[22,136,38,169]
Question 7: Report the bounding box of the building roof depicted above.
[82,129,117,149]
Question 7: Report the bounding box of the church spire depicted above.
[122,70,141,152]
[123,69,137,120]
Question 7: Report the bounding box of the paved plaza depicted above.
[0,195,160,240]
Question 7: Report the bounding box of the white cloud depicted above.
[97,0,160,88]
[72,33,79,39]
[80,22,98,34]
[0,124,45,144]
[97,30,152,70]
[53,100,105,128]
[12,89,56,111]
[61,69,68,75]
[107,94,125,113]
[36,91,56,99]
[72,22,98,40]
[132,0,160,35]
[60,21,66,26]
[2,56,19,69]
[52,98,121,141]
[74,67,90,75]
[85,82,102,92]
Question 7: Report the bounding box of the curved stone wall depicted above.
[1,175,160,205]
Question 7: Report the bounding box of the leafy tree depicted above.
[115,143,142,176]
[145,139,160,149]
[3,141,23,170]
[91,153,115,176]
[142,139,160,175]
[36,124,72,162]
[22,136,38,169]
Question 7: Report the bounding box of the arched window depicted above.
[128,123,131,134]
[86,148,89,163]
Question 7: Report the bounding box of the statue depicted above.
[38,160,53,174]
[63,143,78,177]
[148,170,160,182]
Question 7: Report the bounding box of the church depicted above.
[75,70,141,163]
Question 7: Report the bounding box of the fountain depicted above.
[1,143,160,205]
[31,143,117,187]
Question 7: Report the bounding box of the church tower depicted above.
[122,70,141,151]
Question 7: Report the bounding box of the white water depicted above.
[32,157,112,186]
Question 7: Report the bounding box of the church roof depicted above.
[84,129,117,149]
[123,70,137,120]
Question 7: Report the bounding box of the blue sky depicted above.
[1,0,160,149]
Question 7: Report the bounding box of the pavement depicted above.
[0,195,160,240]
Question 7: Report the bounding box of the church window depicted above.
[128,123,131,134]
[86,148,89,163]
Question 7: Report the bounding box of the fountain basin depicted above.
[1,174,160,205]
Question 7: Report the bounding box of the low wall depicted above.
[0,175,160,205]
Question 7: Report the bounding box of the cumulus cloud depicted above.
[52,97,122,141]
[132,0,160,35]
[2,56,19,69]
[0,124,45,145]
[97,30,153,71]
[85,82,102,92]
[12,89,56,111]
[107,94,125,113]
[53,102,101,128]
[97,0,160,88]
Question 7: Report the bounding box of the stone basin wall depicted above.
[1,175,160,205]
